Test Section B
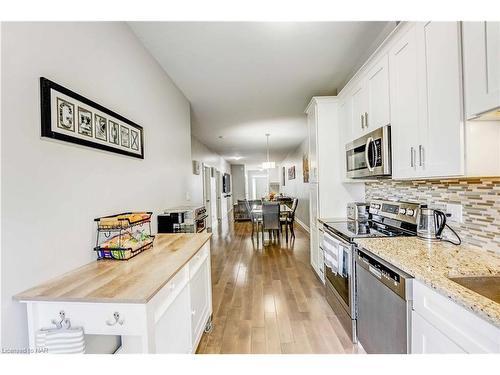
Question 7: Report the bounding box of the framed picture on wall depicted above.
[40,77,144,159]
[303,153,309,183]
[288,166,296,180]
[282,166,286,186]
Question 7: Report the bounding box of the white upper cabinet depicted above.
[462,22,500,119]
[389,24,421,178]
[366,53,391,131]
[349,54,391,140]
[390,22,464,179]
[418,22,464,177]
[350,83,368,139]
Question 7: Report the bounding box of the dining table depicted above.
[251,204,293,244]
[251,204,292,216]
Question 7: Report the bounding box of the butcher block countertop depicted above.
[354,237,500,328]
[14,233,211,304]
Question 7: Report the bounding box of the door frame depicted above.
[215,170,222,221]
[202,165,212,230]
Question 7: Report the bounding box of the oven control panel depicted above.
[369,199,420,225]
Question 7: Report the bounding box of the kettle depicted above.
[416,207,447,241]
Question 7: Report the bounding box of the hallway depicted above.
[197,217,362,354]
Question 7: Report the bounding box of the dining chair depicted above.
[286,198,298,239]
[261,202,281,244]
[245,199,261,242]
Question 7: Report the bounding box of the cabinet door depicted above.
[155,285,192,353]
[366,54,391,131]
[412,311,466,354]
[350,84,368,139]
[389,24,421,178]
[310,221,319,276]
[419,22,464,177]
[190,257,210,348]
[463,22,500,118]
[307,103,319,183]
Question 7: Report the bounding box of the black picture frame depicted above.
[40,77,144,159]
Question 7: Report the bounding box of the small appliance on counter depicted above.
[347,202,370,221]
[416,206,461,245]
[158,205,207,233]
[94,212,155,260]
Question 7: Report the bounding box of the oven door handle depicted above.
[365,137,375,172]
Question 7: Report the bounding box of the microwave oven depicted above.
[345,125,391,179]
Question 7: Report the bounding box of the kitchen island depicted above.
[14,233,212,353]
[355,237,500,353]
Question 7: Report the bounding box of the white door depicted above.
[155,285,192,353]
[215,171,222,221]
[462,22,500,118]
[389,24,422,179]
[366,53,391,131]
[254,176,267,199]
[203,166,212,229]
[350,83,368,139]
[412,312,466,354]
[210,173,217,228]
[418,22,464,177]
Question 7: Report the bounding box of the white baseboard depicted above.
[295,217,310,233]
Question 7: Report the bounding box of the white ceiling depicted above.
[129,22,394,165]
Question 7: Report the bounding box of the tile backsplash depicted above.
[365,178,500,254]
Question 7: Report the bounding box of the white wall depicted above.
[279,139,310,228]
[190,136,232,220]
[1,22,193,349]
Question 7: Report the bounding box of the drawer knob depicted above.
[106,312,124,326]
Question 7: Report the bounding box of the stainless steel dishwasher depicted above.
[355,248,413,354]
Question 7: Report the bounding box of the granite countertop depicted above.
[14,233,211,304]
[354,237,500,328]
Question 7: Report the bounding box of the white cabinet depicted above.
[389,24,422,178]
[350,83,368,139]
[366,53,391,131]
[390,22,464,179]
[349,54,390,141]
[412,311,466,354]
[412,280,500,353]
[463,22,500,119]
[155,285,192,353]
[190,256,211,347]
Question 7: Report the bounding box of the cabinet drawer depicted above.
[189,243,209,278]
[31,301,146,336]
[413,280,500,353]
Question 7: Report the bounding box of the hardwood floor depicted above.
[197,215,363,354]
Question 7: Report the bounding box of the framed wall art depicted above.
[303,153,309,183]
[40,77,144,159]
[288,166,296,180]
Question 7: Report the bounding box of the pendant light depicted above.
[262,133,276,169]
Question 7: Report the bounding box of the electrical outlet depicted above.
[446,203,463,223]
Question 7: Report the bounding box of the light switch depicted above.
[446,203,463,223]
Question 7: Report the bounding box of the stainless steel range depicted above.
[321,199,420,344]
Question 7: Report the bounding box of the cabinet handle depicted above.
[361,114,364,129]
[410,147,415,167]
[106,312,124,326]
[419,145,424,167]
[365,112,368,128]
